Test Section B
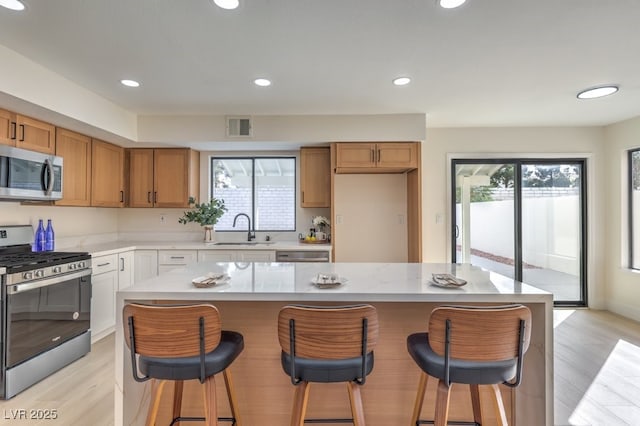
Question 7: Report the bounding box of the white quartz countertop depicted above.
[118,262,552,303]
[71,240,331,257]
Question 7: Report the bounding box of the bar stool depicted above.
[406,304,531,426]
[277,304,379,426]
[123,303,244,426]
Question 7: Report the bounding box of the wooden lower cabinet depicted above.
[55,128,92,206]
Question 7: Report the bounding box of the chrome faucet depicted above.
[232,213,256,241]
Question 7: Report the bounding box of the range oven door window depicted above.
[5,272,91,368]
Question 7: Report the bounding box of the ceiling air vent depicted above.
[226,116,252,137]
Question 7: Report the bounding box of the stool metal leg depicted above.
[434,379,452,426]
[489,384,508,426]
[290,381,311,426]
[347,382,366,426]
[223,369,242,426]
[203,375,218,426]
[173,380,184,425]
[146,379,168,426]
[470,384,482,424]
[410,371,429,425]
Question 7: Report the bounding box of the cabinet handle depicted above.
[147,191,152,203]
[97,262,110,267]
[10,122,16,140]
[377,149,381,163]
[154,191,157,204]
[19,124,24,142]
[120,258,125,272]
[170,256,185,259]
[301,191,304,203]
[120,191,124,203]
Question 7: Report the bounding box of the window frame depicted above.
[210,155,297,233]
[629,148,640,270]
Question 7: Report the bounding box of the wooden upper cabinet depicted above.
[91,139,125,207]
[335,142,418,173]
[0,108,16,147]
[300,147,331,208]
[128,148,199,208]
[55,128,92,206]
[15,114,56,154]
[128,149,155,207]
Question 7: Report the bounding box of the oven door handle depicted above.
[7,269,92,295]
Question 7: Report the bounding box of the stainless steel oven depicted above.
[0,225,91,399]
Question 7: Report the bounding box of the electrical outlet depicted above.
[336,215,343,225]
[398,214,405,225]
[160,215,166,224]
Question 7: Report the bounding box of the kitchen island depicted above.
[115,262,553,425]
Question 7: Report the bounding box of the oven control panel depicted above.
[8,259,92,286]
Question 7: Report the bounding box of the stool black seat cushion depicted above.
[281,351,374,383]
[139,330,244,381]
[407,332,517,385]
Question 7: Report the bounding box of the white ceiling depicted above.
[0,0,639,128]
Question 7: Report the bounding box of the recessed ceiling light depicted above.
[0,0,25,11]
[120,79,140,88]
[577,85,619,99]
[254,78,271,87]
[392,77,411,86]
[438,0,467,9]
[213,0,239,10]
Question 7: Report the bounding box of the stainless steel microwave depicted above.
[0,145,63,201]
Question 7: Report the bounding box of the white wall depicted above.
[603,116,640,321]
[0,45,138,142]
[422,127,607,308]
[0,203,119,249]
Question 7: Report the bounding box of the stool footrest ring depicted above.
[417,421,480,426]
[304,418,355,424]
[170,416,236,425]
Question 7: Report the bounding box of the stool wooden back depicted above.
[427,304,531,361]
[278,304,379,359]
[123,303,222,358]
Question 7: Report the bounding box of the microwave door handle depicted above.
[43,158,53,195]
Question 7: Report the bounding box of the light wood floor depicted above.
[0,309,638,425]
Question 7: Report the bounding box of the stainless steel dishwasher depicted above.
[275,250,330,262]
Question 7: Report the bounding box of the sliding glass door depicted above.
[452,159,587,306]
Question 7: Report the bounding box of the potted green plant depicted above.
[178,197,227,241]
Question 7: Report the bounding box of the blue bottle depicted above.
[33,219,45,252]
[45,219,55,251]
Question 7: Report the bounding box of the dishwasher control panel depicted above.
[275,250,330,262]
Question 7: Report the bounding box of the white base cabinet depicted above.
[90,254,118,342]
[198,250,275,262]
[134,250,158,283]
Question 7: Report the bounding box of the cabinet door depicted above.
[376,143,417,169]
[15,114,55,154]
[134,250,158,283]
[198,251,235,262]
[55,128,92,206]
[91,139,125,207]
[154,149,193,208]
[158,250,198,265]
[90,270,117,338]
[335,143,376,168]
[236,250,275,262]
[0,108,16,147]
[300,147,331,208]
[118,251,135,290]
[128,149,154,207]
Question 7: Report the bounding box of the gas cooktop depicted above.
[0,251,91,273]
